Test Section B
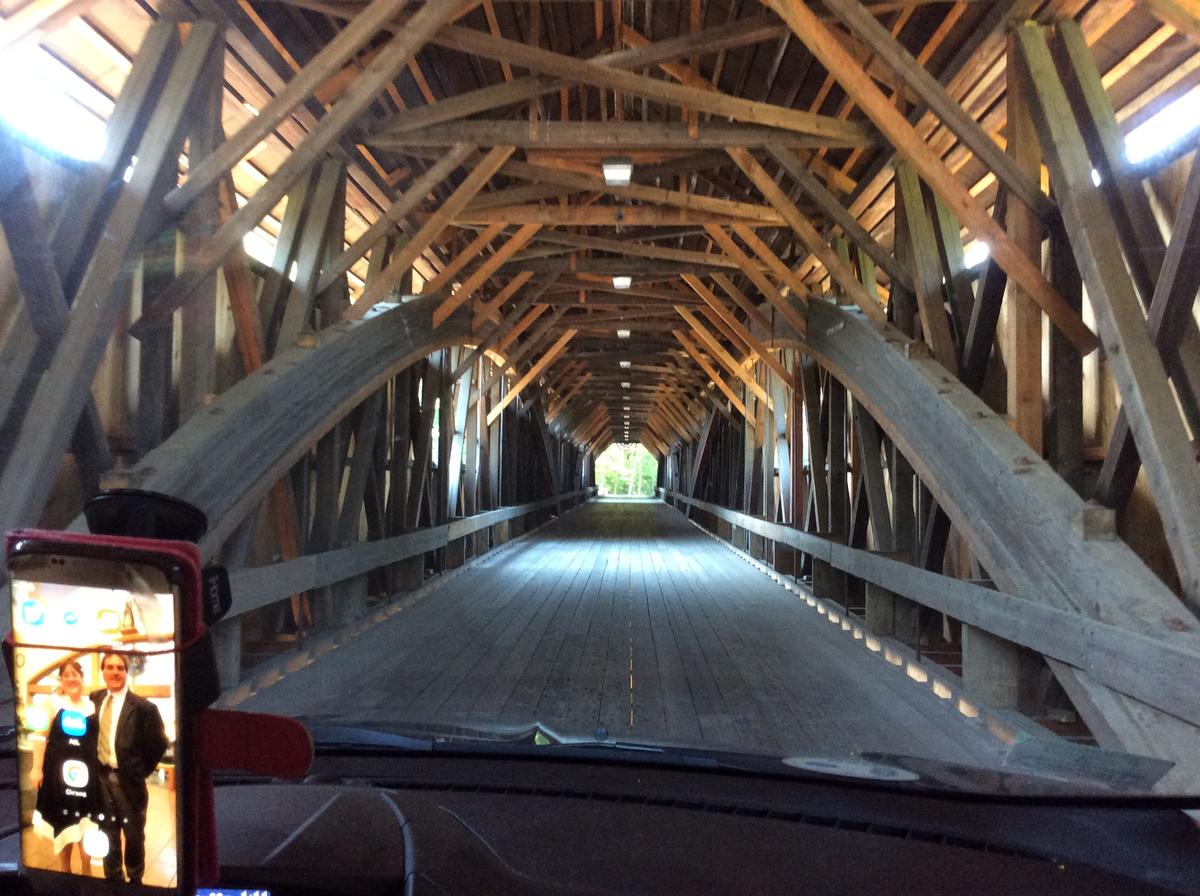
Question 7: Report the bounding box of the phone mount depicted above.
[32,489,312,888]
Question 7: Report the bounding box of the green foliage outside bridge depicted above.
[596,444,658,497]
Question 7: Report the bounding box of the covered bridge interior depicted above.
[1,0,1199,793]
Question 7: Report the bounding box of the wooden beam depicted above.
[166,0,419,217]
[767,144,914,295]
[322,146,476,294]
[676,307,772,408]
[681,275,791,384]
[673,330,748,418]
[486,329,579,426]
[0,127,111,477]
[729,223,812,300]
[433,224,541,327]
[1095,131,1200,510]
[368,12,791,135]
[893,162,959,372]
[1144,0,1200,45]
[351,145,515,317]
[711,272,772,332]
[451,293,538,383]
[822,0,1052,221]
[763,0,1098,355]
[499,157,782,222]
[0,24,220,538]
[373,119,854,150]
[727,147,886,322]
[133,0,465,335]
[456,205,783,226]
[1013,22,1200,615]
[53,23,179,291]
[471,270,535,326]
[1002,38,1044,452]
[421,223,505,295]
[704,226,807,336]
[433,24,873,145]
[0,0,98,51]
[530,230,743,269]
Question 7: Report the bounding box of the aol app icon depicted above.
[61,710,88,737]
[61,760,89,789]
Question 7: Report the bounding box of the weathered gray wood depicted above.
[1014,24,1200,617]
[53,23,179,293]
[894,162,958,373]
[1095,142,1200,510]
[318,146,474,296]
[0,25,220,544]
[234,501,1006,768]
[799,358,829,532]
[272,159,344,356]
[445,356,473,519]
[227,489,590,617]
[852,401,892,551]
[368,13,790,135]
[135,234,178,456]
[259,174,312,343]
[0,126,110,472]
[134,0,462,333]
[959,189,1007,392]
[336,390,385,546]
[163,0,416,217]
[757,300,1200,789]
[407,354,438,530]
[432,25,871,146]
[179,47,225,422]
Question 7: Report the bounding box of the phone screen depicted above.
[9,551,181,891]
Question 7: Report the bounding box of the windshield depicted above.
[2,0,1200,811]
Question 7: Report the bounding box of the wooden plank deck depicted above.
[237,499,1010,767]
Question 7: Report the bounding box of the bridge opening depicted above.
[595,444,658,497]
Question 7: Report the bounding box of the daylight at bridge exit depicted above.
[1,0,1200,891]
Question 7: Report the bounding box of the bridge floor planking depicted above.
[237,499,1010,767]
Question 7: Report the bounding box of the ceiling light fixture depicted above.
[616,329,631,339]
[612,275,632,290]
[621,381,631,389]
[619,360,631,369]
[602,156,633,187]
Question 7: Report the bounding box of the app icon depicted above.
[20,599,45,627]
[61,760,89,789]
[60,711,88,737]
[83,829,109,858]
[63,610,78,625]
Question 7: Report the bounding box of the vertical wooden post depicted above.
[178,47,224,422]
[959,34,1045,711]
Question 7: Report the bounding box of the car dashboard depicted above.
[1,750,1198,895]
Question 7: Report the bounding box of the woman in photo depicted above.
[28,659,101,875]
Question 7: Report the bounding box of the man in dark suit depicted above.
[91,651,169,885]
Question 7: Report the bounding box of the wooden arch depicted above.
[749,302,1200,789]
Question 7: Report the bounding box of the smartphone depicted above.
[7,534,192,893]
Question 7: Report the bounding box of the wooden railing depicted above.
[660,489,1200,729]
[228,488,595,618]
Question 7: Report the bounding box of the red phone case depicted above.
[6,528,208,891]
